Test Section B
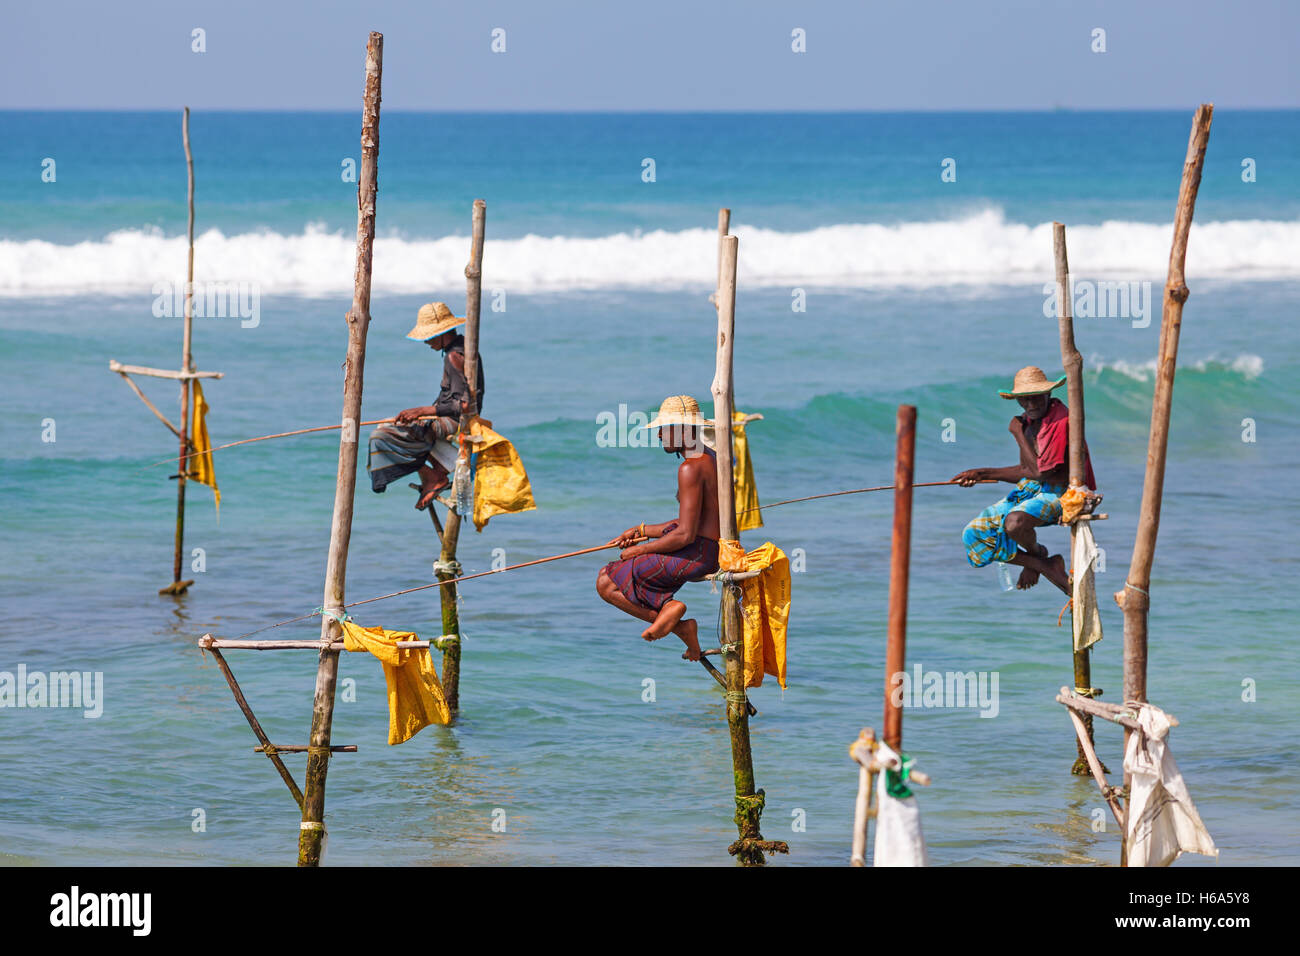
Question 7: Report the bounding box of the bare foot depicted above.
[674,618,702,661]
[641,600,686,642]
[416,478,449,510]
[1016,543,1048,589]
[1043,553,1070,596]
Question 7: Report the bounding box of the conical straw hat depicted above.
[642,395,714,429]
[998,365,1066,399]
[406,301,466,341]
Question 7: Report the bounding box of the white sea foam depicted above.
[1092,353,1265,381]
[3,210,1299,296]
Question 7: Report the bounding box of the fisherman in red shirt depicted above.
[952,366,1096,595]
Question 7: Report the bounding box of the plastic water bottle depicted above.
[996,562,1016,592]
[454,453,473,517]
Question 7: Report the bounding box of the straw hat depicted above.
[643,395,714,430]
[406,301,466,341]
[999,365,1066,399]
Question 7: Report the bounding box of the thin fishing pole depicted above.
[230,536,645,638]
[739,478,996,516]
[228,478,993,638]
[145,414,445,471]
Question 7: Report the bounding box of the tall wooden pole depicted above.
[714,209,740,532]
[712,236,785,865]
[715,208,731,291]
[1115,107,1212,861]
[298,31,383,868]
[1053,222,1097,775]
[167,106,196,593]
[1115,104,1212,726]
[435,199,486,715]
[883,405,916,751]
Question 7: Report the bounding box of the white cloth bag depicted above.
[873,764,929,867]
[1071,522,1104,652]
[1123,704,1217,867]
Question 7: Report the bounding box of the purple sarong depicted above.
[601,522,720,612]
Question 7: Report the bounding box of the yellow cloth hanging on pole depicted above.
[718,539,789,689]
[340,620,451,744]
[732,410,763,532]
[188,379,220,514]
[468,417,537,532]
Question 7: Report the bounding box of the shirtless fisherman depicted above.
[598,395,721,661]
[952,365,1096,595]
[367,301,484,509]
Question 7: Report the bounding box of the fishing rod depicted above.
[739,478,995,515]
[232,535,649,638]
[229,478,994,637]
[145,414,447,471]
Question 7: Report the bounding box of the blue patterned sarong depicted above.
[962,479,1065,568]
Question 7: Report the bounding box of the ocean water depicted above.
[1,111,1297,866]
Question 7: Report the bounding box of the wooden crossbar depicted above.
[200,635,430,651]
[1056,687,1179,732]
[705,568,764,582]
[109,359,224,380]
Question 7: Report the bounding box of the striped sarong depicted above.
[602,522,720,612]
[367,417,457,493]
[962,478,1065,568]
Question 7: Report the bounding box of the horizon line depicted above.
[6,104,1294,115]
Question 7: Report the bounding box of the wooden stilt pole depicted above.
[162,106,197,596]
[1116,105,1213,730]
[434,199,486,716]
[297,31,383,868]
[715,208,730,292]
[711,235,787,866]
[713,208,744,533]
[1115,104,1213,866]
[883,406,916,751]
[1053,222,1101,776]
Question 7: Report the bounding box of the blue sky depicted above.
[3,0,1297,110]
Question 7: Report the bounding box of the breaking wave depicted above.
[3,210,1299,296]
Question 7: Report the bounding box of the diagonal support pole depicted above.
[203,643,304,810]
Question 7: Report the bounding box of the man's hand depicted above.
[394,407,426,425]
[1008,417,1024,435]
[609,527,640,548]
[952,469,986,487]
[619,545,644,560]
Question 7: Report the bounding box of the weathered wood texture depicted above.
[298,31,383,868]
[1053,221,1098,776]
[168,106,198,591]
[711,234,786,866]
[883,405,916,751]
[1116,105,1212,753]
[435,199,486,714]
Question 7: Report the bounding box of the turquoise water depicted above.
[1,111,1297,865]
